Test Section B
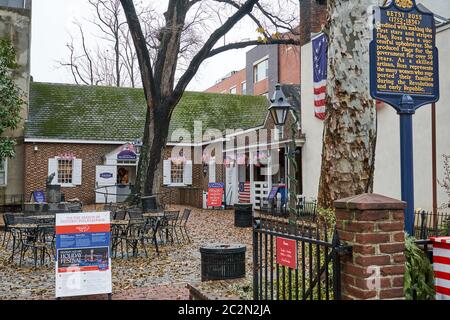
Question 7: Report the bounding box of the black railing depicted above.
[414,210,450,240]
[253,216,351,300]
[259,199,318,222]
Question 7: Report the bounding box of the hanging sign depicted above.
[276,237,297,270]
[207,182,224,207]
[55,212,112,298]
[370,0,439,110]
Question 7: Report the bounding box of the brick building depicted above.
[205,42,301,98]
[24,82,273,207]
[0,0,32,209]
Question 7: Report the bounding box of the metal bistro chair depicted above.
[128,208,144,221]
[19,221,52,268]
[177,209,192,243]
[140,218,161,257]
[159,210,180,244]
[2,213,16,248]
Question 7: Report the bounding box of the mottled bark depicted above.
[318,0,379,209]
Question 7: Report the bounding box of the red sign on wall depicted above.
[276,237,298,269]
[207,183,224,207]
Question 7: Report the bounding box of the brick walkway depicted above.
[61,284,190,300]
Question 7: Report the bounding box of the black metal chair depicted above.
[128,208,144,221]
[114,210,127,221]
[159,210,180,244]
[2,213,15,248]
[177,209,192,243]
[140,218,161,257]
[19,224,52,268]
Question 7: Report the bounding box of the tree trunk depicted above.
[318,0,378,209]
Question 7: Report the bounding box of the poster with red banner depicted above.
[207,183,224,207]
[55,211,112,298]
[276,237,298,270]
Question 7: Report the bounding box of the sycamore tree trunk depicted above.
[318,0,379,209]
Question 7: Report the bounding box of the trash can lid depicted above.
[200,244,246,254]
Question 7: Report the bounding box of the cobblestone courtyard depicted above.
[0,206,253,300]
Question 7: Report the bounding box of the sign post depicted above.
[370,0,440,235]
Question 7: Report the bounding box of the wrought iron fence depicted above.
[259,199,318,222]
[253,216,351,300]
[414,210,450,240]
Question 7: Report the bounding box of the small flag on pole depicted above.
[312,33,328,121]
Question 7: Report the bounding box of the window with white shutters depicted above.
[48,157,82,187]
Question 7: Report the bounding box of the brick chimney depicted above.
[299,0,328,45]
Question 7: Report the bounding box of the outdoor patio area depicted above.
[0,206,253,300]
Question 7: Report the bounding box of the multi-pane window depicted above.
[171,162,184,184]
[253,59,269,83]
[241,81,247,95]
[0,160,6,186]
[58,159,73,184]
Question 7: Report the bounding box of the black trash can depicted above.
[200,244,246,282]
[234,203,253,228]
[141,195,157,211]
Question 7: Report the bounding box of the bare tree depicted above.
[58,0,153,87]
[120,0,301,198]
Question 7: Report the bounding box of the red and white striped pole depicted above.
[431,237,450,300]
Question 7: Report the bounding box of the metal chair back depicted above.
[114,210,127,221]
[181,209,191,226]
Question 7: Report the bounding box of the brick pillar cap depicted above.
[334,193,407,210]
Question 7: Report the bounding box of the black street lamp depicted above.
[269,84,293,215]
[269,84,291,127]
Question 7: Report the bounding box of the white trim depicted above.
[223,138,306,153]
[0,159,7,187]
[252,55,270,66]
[167,183,187,188]
[25,138,128,145]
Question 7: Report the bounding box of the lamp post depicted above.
[269,84,293,215]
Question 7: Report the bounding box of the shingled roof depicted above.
[25,82,270,143]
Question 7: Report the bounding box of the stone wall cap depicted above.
[334,193,407,210]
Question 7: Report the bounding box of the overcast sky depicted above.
[30,0,260,92]
[30,0,449,92]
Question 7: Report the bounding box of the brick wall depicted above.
[278,44,301,85]
[24,143,119,205]
[300,0,328,45]
[204,69,247,94]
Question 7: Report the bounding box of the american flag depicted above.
[312,33,328,121]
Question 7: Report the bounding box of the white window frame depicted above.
[229,86,237,94]
[163,159,193,187]
[253,57,269,83]
[241,81,247,95]
[57,158,74,186]
[170,161,185,186]
[0,159,7,187]
[49,156,82,188]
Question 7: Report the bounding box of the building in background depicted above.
[300,1,450,211]
[0,0,32,210]
[205,36,301,98]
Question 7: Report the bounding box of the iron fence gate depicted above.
[253,218,351,300]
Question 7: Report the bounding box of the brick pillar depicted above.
[334,193,406,300]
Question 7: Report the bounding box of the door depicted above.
[95,166,117,204]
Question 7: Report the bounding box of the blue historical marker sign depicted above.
[370,0,440,235]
